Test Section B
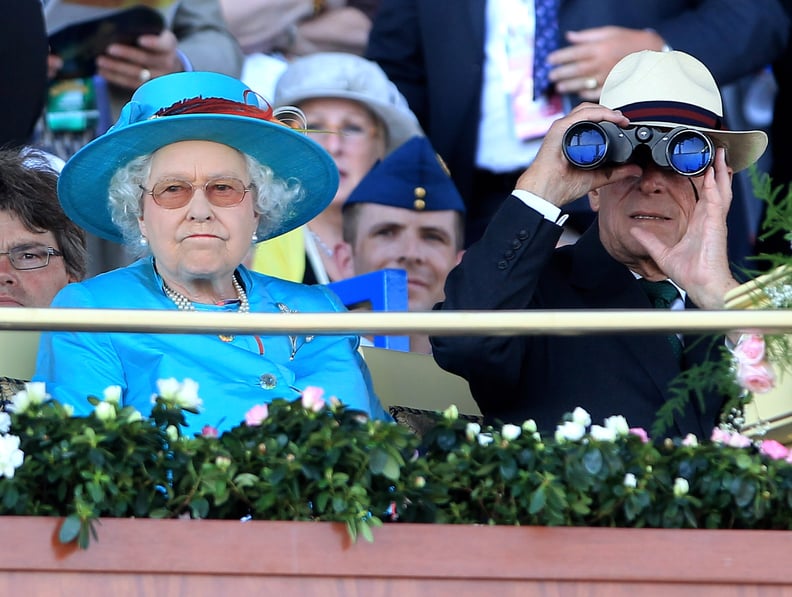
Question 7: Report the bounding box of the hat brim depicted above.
[277,88,423,154]
[58,113,339,244]
[629,121,768,174]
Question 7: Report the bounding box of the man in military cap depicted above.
[334,135,466,353]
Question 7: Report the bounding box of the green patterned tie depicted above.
[639,279,684,359]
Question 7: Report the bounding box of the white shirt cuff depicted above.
[512,189,568,225]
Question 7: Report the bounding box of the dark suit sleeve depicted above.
[365,0,429,123]
[431,196,562,390]
[349,0,380,20]
[0,0,47,148]
[654,0,789,85]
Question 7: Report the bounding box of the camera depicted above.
[561,121,714,177]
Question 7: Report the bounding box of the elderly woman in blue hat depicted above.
[33,71,388,431]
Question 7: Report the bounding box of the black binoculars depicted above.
[561,121,714,176]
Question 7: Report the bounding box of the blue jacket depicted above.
[34,258,388,432]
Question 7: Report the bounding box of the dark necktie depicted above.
[639,278,684,359]
[533,0,560,99]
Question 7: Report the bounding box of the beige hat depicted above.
[274,52,423,154]
[599,50,767,172]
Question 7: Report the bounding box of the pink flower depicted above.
[711,427,752,448]
[710,428,730,444]
[244,404,269,426]
[201,425,219,438]
[759,439,789,460]
[629,428,649,443]
[734,334,767,366]
[301,386,326,412]
[736,360,776,394]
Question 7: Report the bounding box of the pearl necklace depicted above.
[307,228,335,258]
[162,275,250,342]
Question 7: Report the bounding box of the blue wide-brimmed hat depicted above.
[58,71,339,244]
[344,136,466,213]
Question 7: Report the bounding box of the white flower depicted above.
[103,385,122,405]
[156,378,203,411]
[94,401,116,422]
[501,424,521,442]
[0,434,24,479]
[465,422,481,441]
[571,407,591,428]
[604,415,629,436]
[9,382,49,415]
[0,412,10,434]
[10,389,31,415]
[673,477,690,497]
[443,404,459,421]
[166,425,179,442]
[555,421,586,442]
[174,379,202,410]
[590,424,617,442]
[682,433,698,447]
[62,404,74,417]
[477,432,494,447]
[623,473,637,488]
[156,378,181,400]
[123,409,143,423]
[24,382,49,405]
[522,419,537,433]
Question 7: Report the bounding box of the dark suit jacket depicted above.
[366,0,790,210]
[430,197,725,437]
[1,0,47,148]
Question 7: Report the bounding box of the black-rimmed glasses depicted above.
[0,246,63,271]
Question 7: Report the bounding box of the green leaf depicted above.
[499,457,517,480]
[189,497,209,519]
[529,487,546,514]
[369,448,388,476]
[58,515,82,544]
[381,455,401,481]
[435,429,458,451]
[735,453,753,470]
[233,473,258,488]
[731,477,757,508]
[1,485,18,509]
[582,449,603,475]
[358,519,375,543]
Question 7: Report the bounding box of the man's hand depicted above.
[96,30,184,91]
[631,148,739,309]
[515,103,640,206]
[548,27,666,100]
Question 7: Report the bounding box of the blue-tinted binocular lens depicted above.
[562,121,714,176]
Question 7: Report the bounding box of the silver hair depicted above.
[107,148,302,256]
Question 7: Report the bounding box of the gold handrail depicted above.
[1,308,791,335]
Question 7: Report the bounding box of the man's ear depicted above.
[588,189,601,212]
[333,241,357,279]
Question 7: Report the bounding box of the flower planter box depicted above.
[0,517,791,595]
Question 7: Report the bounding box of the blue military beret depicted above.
[343,135,466,213]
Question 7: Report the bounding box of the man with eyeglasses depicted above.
[0,148,87,307]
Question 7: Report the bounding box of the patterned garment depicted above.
[0,377,25,407]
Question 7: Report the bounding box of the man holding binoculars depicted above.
[431,50,768,437]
